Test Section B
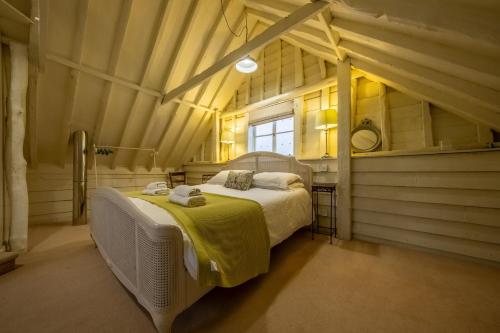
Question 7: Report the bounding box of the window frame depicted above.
[249,116,294,155]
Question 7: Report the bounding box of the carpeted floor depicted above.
[1,224,500,333]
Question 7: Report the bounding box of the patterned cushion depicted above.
[224,171,254,191]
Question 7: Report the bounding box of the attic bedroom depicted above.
[1,0,500,332]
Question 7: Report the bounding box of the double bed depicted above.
[90,152,313,332]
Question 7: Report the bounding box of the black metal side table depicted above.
[311,183,336,244]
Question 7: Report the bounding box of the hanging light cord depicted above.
[220,0,248,42]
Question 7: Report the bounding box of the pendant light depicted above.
[220,0,257,74]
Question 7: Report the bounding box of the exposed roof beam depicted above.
[92,0,134,152]
[278,32,337,64]
[332,18,500,91]
[157,10,260,170]
[151,0,234,170]
[160,0,331,105]
[56,0,89,167]
[330,0,500,48]
[46,53,162,97]
[129,0,201,171]
[221,69,365,118]
[246,7,330,48]
[110,0,173,169]
[243,0,322,30]
[179,113,213,166]
[317,8,345,60]
[352,59,500,132]
[340,40,500,112]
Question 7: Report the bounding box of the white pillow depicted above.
[206,170,252,185]
[252,172,302,190]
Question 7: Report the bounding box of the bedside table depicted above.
[311,183,336,244]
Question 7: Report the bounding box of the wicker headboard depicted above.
[224,152,313,194]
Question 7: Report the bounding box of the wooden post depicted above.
[293,96,304,157]
[421,101,433,147]
[294,46,304,88]
[350,77,357,130]
[379,83,391,150]
[336,58,352,240]
[212,110,220,162]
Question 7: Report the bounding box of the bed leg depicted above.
[151,312,175,333]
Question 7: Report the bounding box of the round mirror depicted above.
[351,119,381,152]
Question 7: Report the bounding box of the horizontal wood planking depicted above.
[352,150,500,172]
[28,165,166,224]
[352,151,500,262]
[353,223,500,263]
[353,197,500,228]
[353,184,500,209]
[353,210,500,245]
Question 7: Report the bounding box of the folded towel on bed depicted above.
[142,188,169,196]
[169,193,206,207]
[174,185,201,197]
[146,181,168,190]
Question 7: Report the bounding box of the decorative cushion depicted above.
[224,171,254,191]
[207,170,252,185]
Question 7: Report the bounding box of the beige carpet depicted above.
[1,225,500,333]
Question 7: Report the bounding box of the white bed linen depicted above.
[128,184,311,280]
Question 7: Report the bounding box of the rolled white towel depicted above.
[174,185,201,197]
[168,193,206,207]
[142,188,169,196]
[146,181,168,190]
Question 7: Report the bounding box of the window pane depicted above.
[255,135,273,152]
[276,117,294,133]
[255,122,273,136]
[276,132,294,155]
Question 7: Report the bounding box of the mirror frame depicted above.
[351,118,382,153]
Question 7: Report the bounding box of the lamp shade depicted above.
[220,130,235,144]
[235,56,258,73]
[315,108,338,130]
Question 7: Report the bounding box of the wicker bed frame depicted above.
[90,152,312,332]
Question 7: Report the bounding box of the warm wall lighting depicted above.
[220,130,235,144]
[315,108,338,158]
[235,55,258,74]
[315,108,338,130]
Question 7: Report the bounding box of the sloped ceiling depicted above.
[32,0,500,171]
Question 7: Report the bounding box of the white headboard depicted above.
[225,152,313,194]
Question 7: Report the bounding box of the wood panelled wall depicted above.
[187,70,500,263]
[352,151,500,263]
[28,165,166,224]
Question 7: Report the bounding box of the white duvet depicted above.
[129,184,311,280]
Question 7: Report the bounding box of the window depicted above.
[249,117,294,155]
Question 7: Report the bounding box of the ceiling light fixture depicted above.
[220,0,257,74]
[235,55,258,73]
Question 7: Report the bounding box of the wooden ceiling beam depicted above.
[317,8,345,61]
[56,0,90,167]
[246,7,330,48]
[110,0,173,169]
[91,0,134,158]
[340,40,500,112]
[243,0,322,30]
[129,0,201,171]
[179,113,213,166]
[156,8,258,170]
[160,0,331,106]
[352,59,500,132]
[330,0,500,48]
[332,18,500,91]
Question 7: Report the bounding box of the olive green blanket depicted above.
[127,192,270,288]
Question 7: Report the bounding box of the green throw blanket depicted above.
[127,192,270,288]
